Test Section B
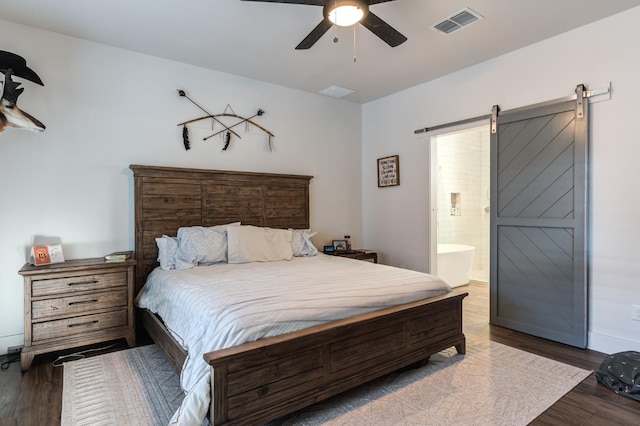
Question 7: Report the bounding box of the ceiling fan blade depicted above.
[361,11,407,47]
[369,0,397,4]
[241,0,325,5]
[296,19,333,50]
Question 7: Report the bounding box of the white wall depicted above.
[362,7,640,354]
[0,20,362,354]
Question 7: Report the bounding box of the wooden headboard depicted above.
[130,165,313,293]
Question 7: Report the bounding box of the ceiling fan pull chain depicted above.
[353,25,357,63]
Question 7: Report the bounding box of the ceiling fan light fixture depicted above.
[325,0,369,27]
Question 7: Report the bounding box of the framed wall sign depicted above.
[377,155,400,187]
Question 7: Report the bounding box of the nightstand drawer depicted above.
[32,289,127,321]
[31,271,127,297]
[32,308,128,342]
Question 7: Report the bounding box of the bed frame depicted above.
[130,164,467,425]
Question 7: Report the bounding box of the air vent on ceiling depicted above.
[431,7,483,35]
[319,85,355,98]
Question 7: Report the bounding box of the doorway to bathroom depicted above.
[429,123,490,286]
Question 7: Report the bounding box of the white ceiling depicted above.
[2,0,639,103]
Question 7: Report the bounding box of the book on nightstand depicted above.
[104,250,133,262]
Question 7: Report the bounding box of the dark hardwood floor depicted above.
[1,281,638,425]
[461,281,640,425]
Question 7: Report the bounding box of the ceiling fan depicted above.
[242,0,407,50]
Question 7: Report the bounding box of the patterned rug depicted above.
[61,344,182,426]
[62,340,591,425]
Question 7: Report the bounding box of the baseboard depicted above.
[589,331,640,355]
[0,334,24,356]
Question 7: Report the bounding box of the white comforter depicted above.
[136,254,451,425]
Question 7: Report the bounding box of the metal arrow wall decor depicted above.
[177,90,274,151]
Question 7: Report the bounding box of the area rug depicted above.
[61,344,182,426]
[62,340,591,426]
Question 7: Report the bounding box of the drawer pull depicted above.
[67,280,99,287]
[67,320,99,328]
[68,299,99,306]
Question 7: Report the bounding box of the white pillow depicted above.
[227,225,293,264]
[174,223,240,269]
[289,229,319,257]
[155,235,179,270]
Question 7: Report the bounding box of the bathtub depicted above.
[437,244,475,288]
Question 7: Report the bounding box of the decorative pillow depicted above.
[155,235,179,270]
[289,229,319,257]
[174,223,240,269]
[227,225,293,264]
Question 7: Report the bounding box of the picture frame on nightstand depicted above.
[332,240,348,252]
[29,244,65,265]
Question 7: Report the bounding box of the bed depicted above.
[130,164,467,425]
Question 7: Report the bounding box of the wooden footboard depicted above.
[203,291,467,425]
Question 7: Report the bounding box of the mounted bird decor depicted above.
[177,89,274,152]
[0,51,46,134]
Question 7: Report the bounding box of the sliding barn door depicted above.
[490,88,588,348]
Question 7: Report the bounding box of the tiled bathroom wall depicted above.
[436,126,490,282]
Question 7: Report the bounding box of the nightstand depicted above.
[334,250,378,263]
[18,257,136,371]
